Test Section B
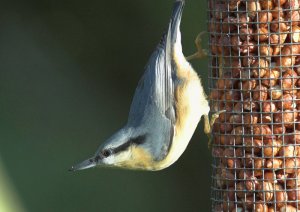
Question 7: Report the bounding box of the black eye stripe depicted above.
[131,135,146,145]
[113,142,130,154]
[113,134,146,153]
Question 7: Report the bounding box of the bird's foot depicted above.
[186,31,208,61]
[204,110,226,148]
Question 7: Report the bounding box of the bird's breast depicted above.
[156,69,209,170]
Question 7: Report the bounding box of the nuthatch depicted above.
[70,0,218,171]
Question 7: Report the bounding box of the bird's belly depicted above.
[156,77,209,170]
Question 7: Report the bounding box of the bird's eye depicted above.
[102,149,112,158]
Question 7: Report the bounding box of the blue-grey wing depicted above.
[127,0,184,127]
[127,33,175,126]
[126,0,184,160]
[126,31,175,161]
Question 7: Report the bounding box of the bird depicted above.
[70,0,218,172]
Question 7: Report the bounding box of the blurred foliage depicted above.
[0,0,210,211]
[0,157,25,212]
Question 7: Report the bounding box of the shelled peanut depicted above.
[209,0,300,211]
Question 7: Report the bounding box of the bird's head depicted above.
[70,127,156,171]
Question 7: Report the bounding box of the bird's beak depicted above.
[69,157,97,171]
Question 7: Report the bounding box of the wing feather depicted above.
[126,0,185,160]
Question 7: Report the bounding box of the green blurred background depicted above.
[0,0,211,211]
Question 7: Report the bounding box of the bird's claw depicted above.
[204,110,226,148]
[186,31,208,61]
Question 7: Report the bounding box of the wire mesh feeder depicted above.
[208,0,300,211]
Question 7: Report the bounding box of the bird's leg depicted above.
[186,31,208,61]
[204,110,226,148]
[186,32,223,78]
[203,115,212,148]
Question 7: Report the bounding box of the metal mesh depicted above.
[208,0,300,211]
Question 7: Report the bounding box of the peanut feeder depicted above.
[209,0,300,211]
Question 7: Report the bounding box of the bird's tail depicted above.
[157,0,185,49]
[169,0,185,45]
